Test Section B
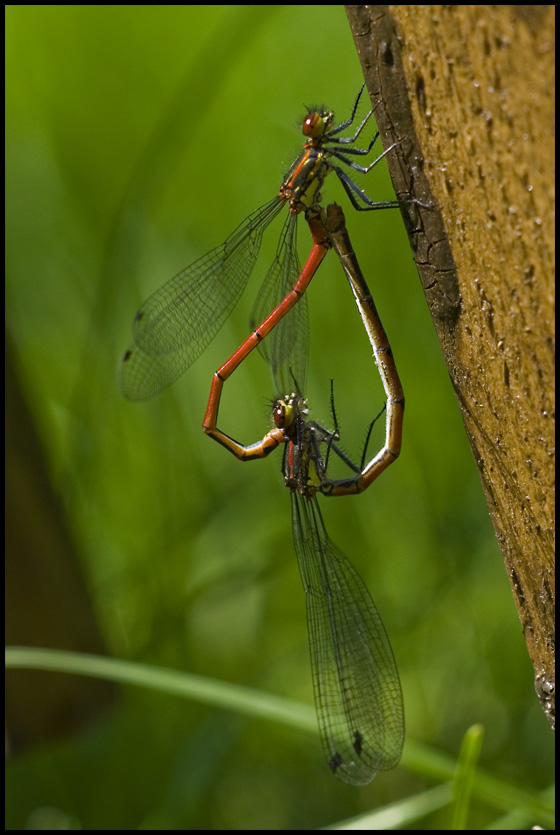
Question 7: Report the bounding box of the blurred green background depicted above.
[6,5,553,830]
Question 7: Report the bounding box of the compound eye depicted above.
[272,401,285,427]
[302,110,324,138]
[272,399,294,428]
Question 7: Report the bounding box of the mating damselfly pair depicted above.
[119,86,406,785]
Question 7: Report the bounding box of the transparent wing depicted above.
[249,213,309,395]
[291,494,404,786]
[118,196,285,401]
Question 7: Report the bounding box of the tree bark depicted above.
[345,5,555,727]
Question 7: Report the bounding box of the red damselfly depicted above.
[203,204,405,784]
[118,86,404,400]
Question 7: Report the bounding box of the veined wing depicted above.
[118,196,285,401]
[291,494,404,786]
[249,211,309,395]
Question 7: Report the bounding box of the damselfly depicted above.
[118,86,404,400]
[203,204,404,784]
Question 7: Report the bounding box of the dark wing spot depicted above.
[353,731,363,755]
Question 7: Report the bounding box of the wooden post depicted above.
[345,4,555,726]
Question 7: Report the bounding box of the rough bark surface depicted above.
[345,4,555,726]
